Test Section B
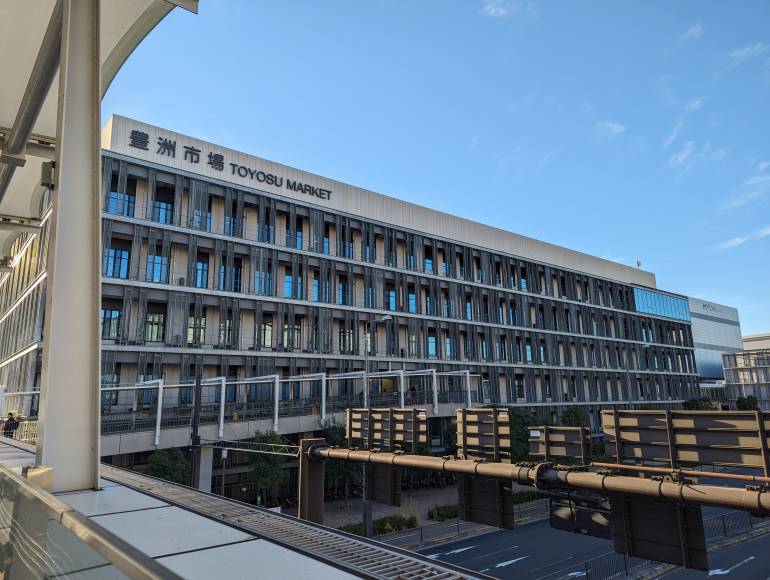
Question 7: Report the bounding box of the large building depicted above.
[0,115,700,450]
[686,297,742,404]
[723,333,770,409]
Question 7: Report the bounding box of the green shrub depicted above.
[427,504,459,521]
[338,511,419,536]
[511,490,545,504]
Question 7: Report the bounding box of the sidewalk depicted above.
[323,480,542,529]
[324,484,458,529]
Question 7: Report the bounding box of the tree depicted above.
[560,407,589,427]
[736,395,759,411]
[248,431,289,500]
[146,448,189,484]
[683,398,713,410]
[506,408,555,460]
[321,421,360,500]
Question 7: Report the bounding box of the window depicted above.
[107,191,135,217]
[194,260,209,288]
[633,288,690,321]
[283,323,301,350]
[104,248,129,279]
[219,316,233,345]
[187,316,205,345]
[255,270,272,296]
[525,343,533,363]
[100,309,121,339]
[364,286,374,308]
[445,337,454,359]
[152,200,173,224]
[192,209,212,232]
[284,274,294,299]
[408,292,417,314]
[424,257,433,272]
[338,279,348,305]
[515,379,525,400]
[219,263,242,292]
[427,335,437,358]
[145,313,165,342]
[179,387,193,405]
[465,300,473,321]
[539,344,547,363]
[312,277,320,302]
[386,289,397,311]
[260,318,273,348]
[146,254,168,283]
[339,327,354,353]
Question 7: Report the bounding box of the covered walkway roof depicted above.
[0,0,196,260]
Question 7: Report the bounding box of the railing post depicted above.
[320,373,327,424]
[399,371,405,408]
[464,370,472,407]
[218,377,226,439]
[431,370,439,414]
[154,380,164,446]
[273,375,280,432]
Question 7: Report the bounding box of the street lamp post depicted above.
[362,314,392,538]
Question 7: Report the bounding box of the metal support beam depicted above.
[321,374,327,423]
[398,370,405,408]
[0,214,42,234]
[36,0,100,493]
[273,375,280,431]
[0,1,63,203]
[297,438,326,524]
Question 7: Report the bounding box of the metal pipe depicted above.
[0,1,63,203]
[315,448,770,515]
[592,461,770,485]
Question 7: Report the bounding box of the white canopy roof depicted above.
[0,0,196,257]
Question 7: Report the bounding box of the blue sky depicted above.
[102,0,770,334]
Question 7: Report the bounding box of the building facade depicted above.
[98,116,697,431]
[723,333,770,409]
[0,115,701,447]
[687,297,742,404]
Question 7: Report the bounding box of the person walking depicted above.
[3,413,19,438]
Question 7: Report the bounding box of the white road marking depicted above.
[708,556,755,576]
[495,556,530,568]
[426,554,441,559]
[564,573,586,578]
[445,545,479,555]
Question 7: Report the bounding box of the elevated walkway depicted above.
[0,437,484,578]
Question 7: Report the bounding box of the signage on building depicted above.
[106,116,335,202]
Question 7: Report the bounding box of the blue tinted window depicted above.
[633,288,690,321]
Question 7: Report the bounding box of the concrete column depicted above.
[197,446,213,493]
[36,0,101,492]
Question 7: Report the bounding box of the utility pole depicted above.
[189,374,203,488]
[361,314,392,537]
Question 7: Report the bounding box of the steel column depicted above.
[36,0,101,492]
[154,380,164,446]
[273,375,280,431]
[218,377,226,439]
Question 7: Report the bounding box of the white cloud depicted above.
[730,42,769,63]
[664,118,684,148]
[685,97,703,112]
[711,147,727,161]
[669,140,694,168]
[596,121,626,140]
[715,225,770,250]
[681,23,703,42]
[481,0,535,18]
[719,163,770,209]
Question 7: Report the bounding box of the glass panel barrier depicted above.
[0,463,178,579]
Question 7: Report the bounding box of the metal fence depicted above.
[377,499,549,549]
[582,510,766,579]
[0,418,37,444]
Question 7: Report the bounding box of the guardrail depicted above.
[0,463,177,578]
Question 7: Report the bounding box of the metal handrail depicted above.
[0,463,180,579]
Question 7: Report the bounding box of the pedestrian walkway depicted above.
[324,484,459,528]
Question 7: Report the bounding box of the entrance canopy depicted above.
[0,0,197,261]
